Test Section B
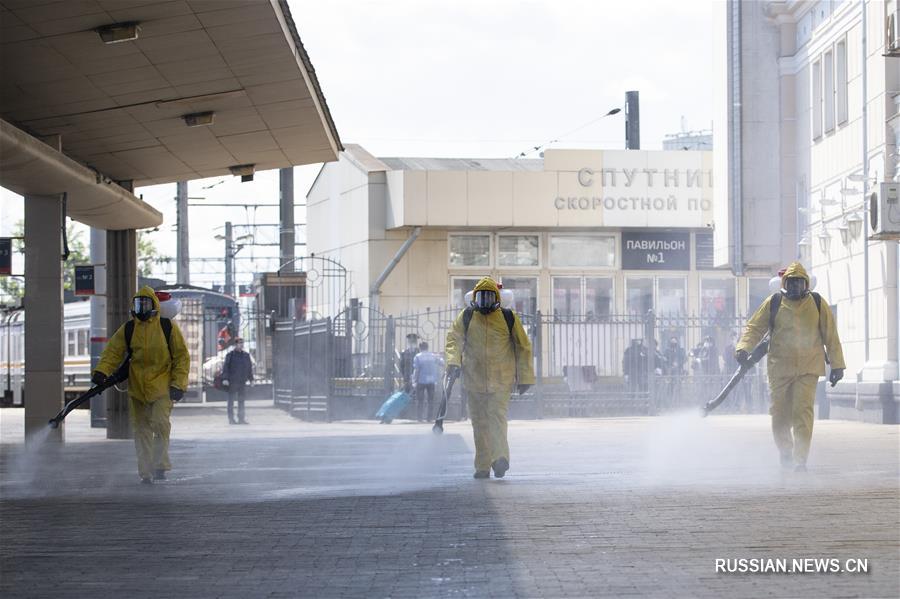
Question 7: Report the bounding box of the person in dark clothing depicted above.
[399,333,418,393]
[664,336,687,375]
[222,337,253,424]
[622,339,648,391]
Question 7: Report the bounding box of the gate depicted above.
[273,316,350,420]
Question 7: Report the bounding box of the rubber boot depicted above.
[473,471,490,479]
[491,457,509,479]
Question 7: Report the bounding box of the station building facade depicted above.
[714,0,899,420]
[307,145,770,323]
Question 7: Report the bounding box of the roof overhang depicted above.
[1,0,342,202]
[0,118,162,230]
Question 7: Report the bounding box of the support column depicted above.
[89,227,107,428]
[225,221,234,297]
[23,194,64,442]
[176,180,190,285]
[106,227,137,439]
[279,168,295,272]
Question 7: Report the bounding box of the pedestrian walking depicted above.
[222,337,253,425]
[93,286,190,484]
[445,277,535,479]
[735,262,845,471]
[399,333,418,393]
[412,341,443,421]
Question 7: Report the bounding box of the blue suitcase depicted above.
[376,391,411,423]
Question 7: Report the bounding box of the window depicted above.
[500,277,538,314]
[657,277,687,315]
[449,235,491,267]
[66,331,76,357]
[700,278,736,319]
[552,277,581,318]
[824,50,834,132]
[812,59,823,139]
[451,277,481,309]
[585,278,613,318]
[748,278,772,316]
[549,235,615,268]
[498,234,539,267]
[77,329,89,356]
[836,40,848,124]
[626,277,653,315]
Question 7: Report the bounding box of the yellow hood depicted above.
[473,277,500,294]
[133,285,160,319]
[781,262,810,286]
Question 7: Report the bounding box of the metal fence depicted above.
[272,306,769,421]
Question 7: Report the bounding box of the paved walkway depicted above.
[1,404,898,598]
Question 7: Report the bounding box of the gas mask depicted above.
[472,289,500,314]
[132,296,157,322]
[781,277,809,301]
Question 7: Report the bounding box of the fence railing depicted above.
[272,306,769,421]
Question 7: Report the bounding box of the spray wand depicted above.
[48,359,130,428]
[432,368,460,434]
[702,336,769,416]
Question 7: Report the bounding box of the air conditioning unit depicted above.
[869,182,900,239]
[886,11,900,57]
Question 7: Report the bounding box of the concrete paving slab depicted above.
[1,404,898,598]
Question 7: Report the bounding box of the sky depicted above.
[0,0,715,291]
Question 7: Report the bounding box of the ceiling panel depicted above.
[1,0,340,191]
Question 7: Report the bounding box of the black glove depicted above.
[517,384,531,395]
[91,371,107,386]
[169,386,184,402]
[829,368,844,387]
[734,350,750,366]
[447,365,461,380]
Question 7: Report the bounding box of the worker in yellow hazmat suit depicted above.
[445,277,535,479]
[94,286,191,484]
[735,262,845,471]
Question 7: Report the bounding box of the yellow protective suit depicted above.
[95,286,190,479]
[736,262,845,465]
[445,277,535,473]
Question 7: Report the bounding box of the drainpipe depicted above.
[856,0,870,410]
[369,226,422,312]
[731,0,744,276]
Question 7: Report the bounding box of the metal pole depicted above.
[176,181,190,285]
[225,221,234,297]
[279,168,295,273]
[89,226,107,428]
[860,0,870,364]
[535,311,544,419]
[625,91,640,150]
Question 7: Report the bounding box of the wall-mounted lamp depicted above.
[846,211,863,240]
[97,22,140,44]
[838,222,850,246]
[798,235,811,263]
[817,229,832,254]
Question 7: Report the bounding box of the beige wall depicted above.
[384,150,714,230]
